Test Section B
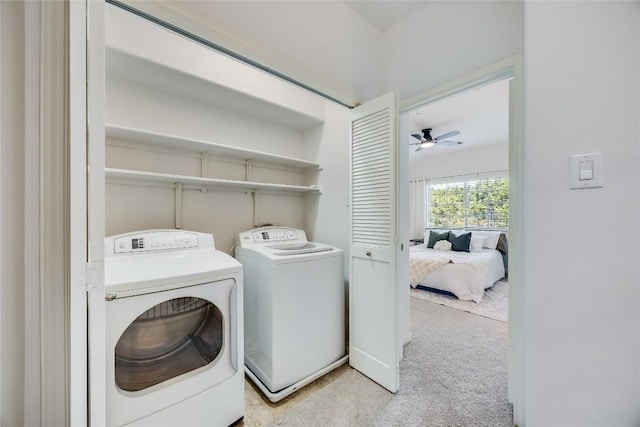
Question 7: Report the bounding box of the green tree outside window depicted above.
[427,178,508,229]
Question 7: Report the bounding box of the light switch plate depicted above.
[570,153,603,189]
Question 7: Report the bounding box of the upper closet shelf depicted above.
[106,124,320,171]
[106,168,321,195]
[106,5,326,131]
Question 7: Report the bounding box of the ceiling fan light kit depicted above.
[410,128,462,151]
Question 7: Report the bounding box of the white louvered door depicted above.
[349,92,400,393]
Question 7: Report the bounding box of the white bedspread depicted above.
[409,246,505,303]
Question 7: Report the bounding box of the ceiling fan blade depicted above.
[438,140,463,147]
[409,142,422,145]
[414,145,423,152]
[434,130,460,141]
[411,133,423,141]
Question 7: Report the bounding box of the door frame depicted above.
[399,54,525,425]
[67,0,107,424]
[85,0,107,424]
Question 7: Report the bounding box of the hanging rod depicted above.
[106,0,355,109]
[410,169,508,183]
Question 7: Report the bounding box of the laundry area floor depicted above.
[238,364,352,426]
[236,297,511,427]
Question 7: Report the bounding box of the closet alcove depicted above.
[104,5,334,253]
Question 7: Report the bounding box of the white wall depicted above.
[523,1,639,425]
[409,142,508,181]
[381,1,524,100]
[303,102,351,254]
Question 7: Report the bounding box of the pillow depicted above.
[469,235,485,252]
[433,240,452,251]
[471,230,501,250]
[448,231,471,252]
[426,230,450,248]
[424,229,446,241]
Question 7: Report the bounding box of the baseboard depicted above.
[403,331,413,346]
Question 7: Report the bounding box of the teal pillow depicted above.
[448,232,471,252]
[426,230,450,248]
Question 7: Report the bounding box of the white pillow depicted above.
[433,240,452,251]
[469,235,485,252]
[471,231,501,250]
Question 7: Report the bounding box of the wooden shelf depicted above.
[106,124,320,171]
[105,168,322,195]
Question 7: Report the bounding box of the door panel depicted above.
[349,92,399,393]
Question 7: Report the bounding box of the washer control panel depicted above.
[109,230,204,254]
[252,228,298,243]
[237,227,307,247]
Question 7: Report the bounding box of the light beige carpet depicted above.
[266,298,512,426]
[410,280,508,323]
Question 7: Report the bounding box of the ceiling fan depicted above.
[410,128,462,151]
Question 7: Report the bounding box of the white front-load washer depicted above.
[104,230,243,427]
[235,226,347,402]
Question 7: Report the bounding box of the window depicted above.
[426,177,508,229]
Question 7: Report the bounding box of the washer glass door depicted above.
[115,297,223,392]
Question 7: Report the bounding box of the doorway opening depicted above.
[408,78,509,309]
[398,55,524,424]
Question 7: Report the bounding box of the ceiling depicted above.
[344,1,428,32]
[408,79,510,158]
[145,0,509,146]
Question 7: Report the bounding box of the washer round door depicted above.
[106,276,240,427]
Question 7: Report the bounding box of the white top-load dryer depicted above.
[235,226,347,402]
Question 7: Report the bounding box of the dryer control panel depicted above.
[106,230,213,255]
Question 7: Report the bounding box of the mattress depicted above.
[409,246,505,303]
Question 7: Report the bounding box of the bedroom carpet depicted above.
[410,280,508,323]
[263,297,512,427]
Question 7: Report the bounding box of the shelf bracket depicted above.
[253,190,259,227]
[175,182,184,229]
[246,159,253,182]
[201,152,209,192]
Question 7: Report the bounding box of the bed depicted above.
[409,230,506,303]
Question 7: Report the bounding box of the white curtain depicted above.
[409,180,425,240]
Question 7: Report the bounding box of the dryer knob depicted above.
[105,292,117,301]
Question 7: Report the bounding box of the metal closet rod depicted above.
[410,169,508,183]
[106,0,355,109]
